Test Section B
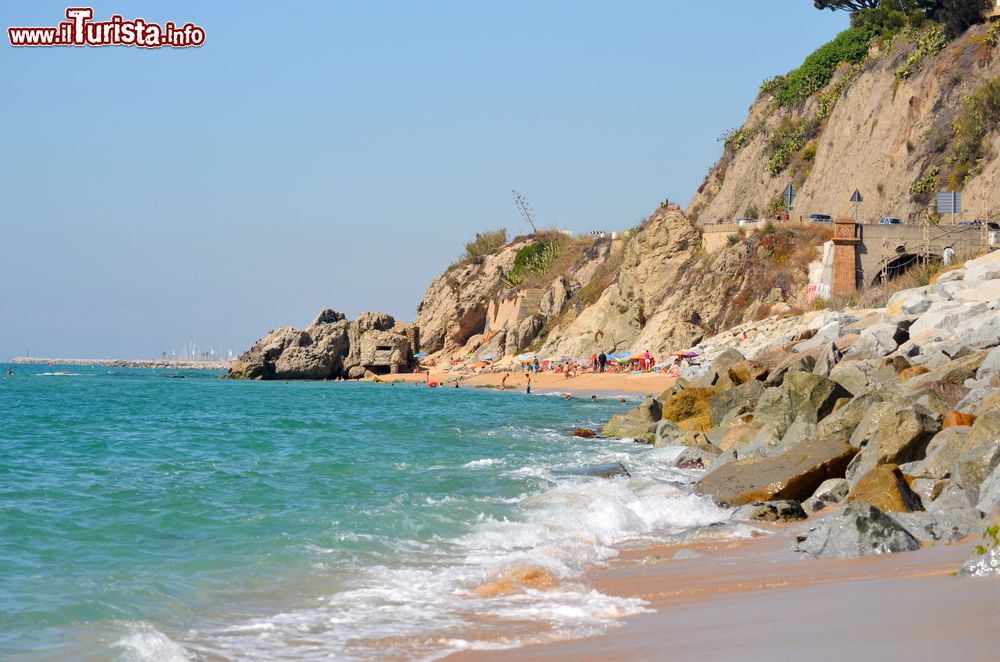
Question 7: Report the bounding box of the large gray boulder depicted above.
[963,249,1000,282]
[842,321,908,361]
[955,410,1000,505]
[977,345,1000,382]
[789,503,922,558]
[898,426,972,480]
[689,348,746,388]
[708,380,765,426]
[846,407,940,483]
[803,478,850,513]
[976,463,1000,514]
[602,397,661,440]
[695,436,857,507]
[751,372,851,442]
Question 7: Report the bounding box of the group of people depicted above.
[586,350,657,374]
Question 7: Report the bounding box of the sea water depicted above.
[0,365,735,660]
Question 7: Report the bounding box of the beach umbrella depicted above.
[414,352,428,358]
[482,353,497,360]
[616,351,633,360]
[471,361,488,368]
[575,357,590,365]
[670,350,700,358]
[516,353,535,361]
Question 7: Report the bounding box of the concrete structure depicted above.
[702,218,833,254]
[831,220,990,293]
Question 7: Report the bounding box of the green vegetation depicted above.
[770,26,876,107]
[985,20,1000,46]
[948,76,1000,187]
[720,125,756,152]
[910,166,940,203]
[726,233,741,246]
[767,117,819,176]
[820,1,991,39]
[895,25,946,79]
[460,228,507,265]
[501,239,561,287]
[975,524,999,555]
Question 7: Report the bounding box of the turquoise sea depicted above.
[0,364,733,660]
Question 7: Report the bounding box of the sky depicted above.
[0,1,849,359]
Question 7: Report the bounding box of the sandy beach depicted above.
[448,512,1000,661]
[371,369,674,397]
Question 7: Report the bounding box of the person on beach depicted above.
[500,373,508,390]
[598,352,607,373]
[591,395,598,401]
[526,374,532,394]
[643,350,651,371]
[532,357,540,374]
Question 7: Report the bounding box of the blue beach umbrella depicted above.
[414,352,428,358]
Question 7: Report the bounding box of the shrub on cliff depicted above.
[949,76,1000,187]
[459,229,508,265]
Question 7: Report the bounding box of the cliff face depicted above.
[689,24,1000,225]
[413,205,825,361]
[408,26,1000,362]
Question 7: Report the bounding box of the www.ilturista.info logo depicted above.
[8,7,205,48]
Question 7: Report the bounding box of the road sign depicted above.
[937,191,962,224]
[850,189,863,223]
[783,184,796,209]
[936,191,961,214]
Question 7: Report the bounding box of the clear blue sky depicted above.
[0,1,848,359]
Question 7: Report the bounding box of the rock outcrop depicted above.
[228,309,416,380]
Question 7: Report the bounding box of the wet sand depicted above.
[373,370,674,396]
[448,528,1000,662]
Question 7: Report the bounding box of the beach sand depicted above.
[372,370,674,396]
[447,516,1000,661]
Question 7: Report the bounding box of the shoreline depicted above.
[369,370,674,397]
[9,357,231,370]
[447,514,999,661]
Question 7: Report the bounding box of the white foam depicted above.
[184,442,736,660]
[463,457,504,468]
[115,622,192,662]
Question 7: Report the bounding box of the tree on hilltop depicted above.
[816,0,991,37]
[813,0,881,10]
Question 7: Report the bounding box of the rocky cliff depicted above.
[228,309,416,380]
[689,22,1000,225]
[414,205,828,362]
[411,20,1000,363]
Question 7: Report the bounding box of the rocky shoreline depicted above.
[598,249,1000,574]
